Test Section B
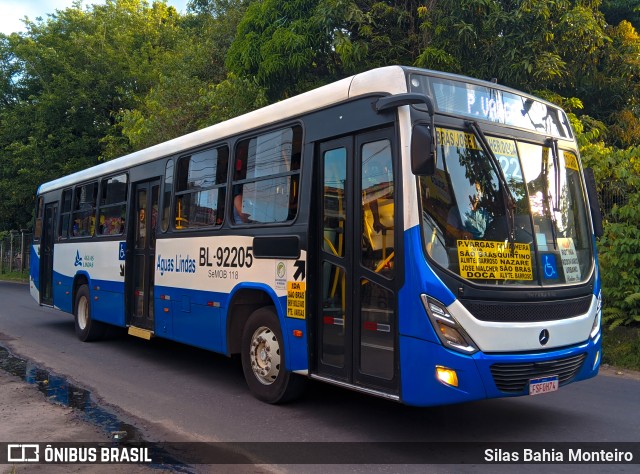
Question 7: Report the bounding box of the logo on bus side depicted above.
[74,250,94,268]
[275,261,286,290]
[156,254,196,276]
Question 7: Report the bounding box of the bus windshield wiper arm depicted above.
[467,121,517,251]
[547,138,561,212]
[541,146,558,250]
[545,138,561,249]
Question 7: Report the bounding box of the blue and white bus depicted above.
[30,66,603,405]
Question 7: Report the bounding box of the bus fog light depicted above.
[436,366,459,387]
[593,350,600,370]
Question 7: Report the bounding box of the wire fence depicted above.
[0,231,32,275]
[596,179,629,224]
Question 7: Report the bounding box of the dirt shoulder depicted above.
[599,363,640,381]
[0,371,156,474]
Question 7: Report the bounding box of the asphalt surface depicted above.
[0,281,639,472]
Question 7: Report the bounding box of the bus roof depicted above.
[37,65,571,195]
[37,66,408,195]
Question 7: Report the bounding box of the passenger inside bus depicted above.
[361,140,394,275]
[233,158,251,224]
[463,181,491,239]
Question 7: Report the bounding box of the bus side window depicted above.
[71,182,98,238]
[97,174,128,236]
[174,146,228,229]
[161,159,174,232]
[59,189,73,239]
[233,125,302,225]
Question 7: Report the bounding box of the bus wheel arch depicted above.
[226,287,281,356]
[73,277,106,342]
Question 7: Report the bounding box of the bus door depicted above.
[40,202,58,306]
[129,179,160,331]
[315,128,398,392]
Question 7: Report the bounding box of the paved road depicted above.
[0,281,638,471]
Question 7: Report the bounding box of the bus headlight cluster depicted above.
[590,290,602,340]
[421,295,478,354]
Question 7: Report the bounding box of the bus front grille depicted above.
[460,295,593,323]
[490,353,587,393]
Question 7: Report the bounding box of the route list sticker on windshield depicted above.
[457,240,533,280]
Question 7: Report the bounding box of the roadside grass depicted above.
[602,325,640,372]
[2,267,637,371]
[0,271,28,283]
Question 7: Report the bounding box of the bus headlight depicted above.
[422,295,478,354]
[591,290,602,340]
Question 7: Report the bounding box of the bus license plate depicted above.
[529,375,559,396]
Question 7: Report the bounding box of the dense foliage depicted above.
[0,0,639,324]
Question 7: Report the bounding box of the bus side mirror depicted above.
[583,167,604,238]
[375,93,438,176]
[411,123,437,175]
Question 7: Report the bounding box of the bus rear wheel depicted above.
[241,306,305,403]
[74,284,106,342]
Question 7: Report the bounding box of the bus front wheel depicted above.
[74,285,106,342]
[241,306,304,403]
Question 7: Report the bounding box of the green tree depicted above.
[226,0,337,100]
[579,137,640,328]
[601,0,640,31]
[418,1,640,146]
[599,20,640,147]
[226,0,425,100]
[112,0,265,151]
[417,1,608,91]
[0,0,182,229]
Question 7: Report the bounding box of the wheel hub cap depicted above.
[250,326,281,385]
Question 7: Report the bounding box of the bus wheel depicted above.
[241,306,305,404]
[74,285,106,342]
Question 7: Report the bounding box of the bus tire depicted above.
[74,284,106,342]
[241,306,305,404]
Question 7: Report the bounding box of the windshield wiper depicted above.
[547,138,561,212]
[545,138,562,249]
[466,121,517,252]
[540,145,558,250]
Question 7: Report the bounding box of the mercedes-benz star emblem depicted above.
[539,329,550,346]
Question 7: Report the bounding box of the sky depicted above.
[0,0,190,35]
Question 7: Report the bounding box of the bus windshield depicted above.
[419,127,593,286]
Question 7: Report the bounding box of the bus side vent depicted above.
[460,296,592,323]
[490,353,587,393]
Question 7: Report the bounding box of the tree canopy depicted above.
[0,0,638,251]
[2,0,639,323]
[0,0,638,226]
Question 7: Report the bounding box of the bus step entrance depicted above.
[128,326,153,340]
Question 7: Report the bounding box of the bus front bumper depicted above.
[399,334,601,407]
